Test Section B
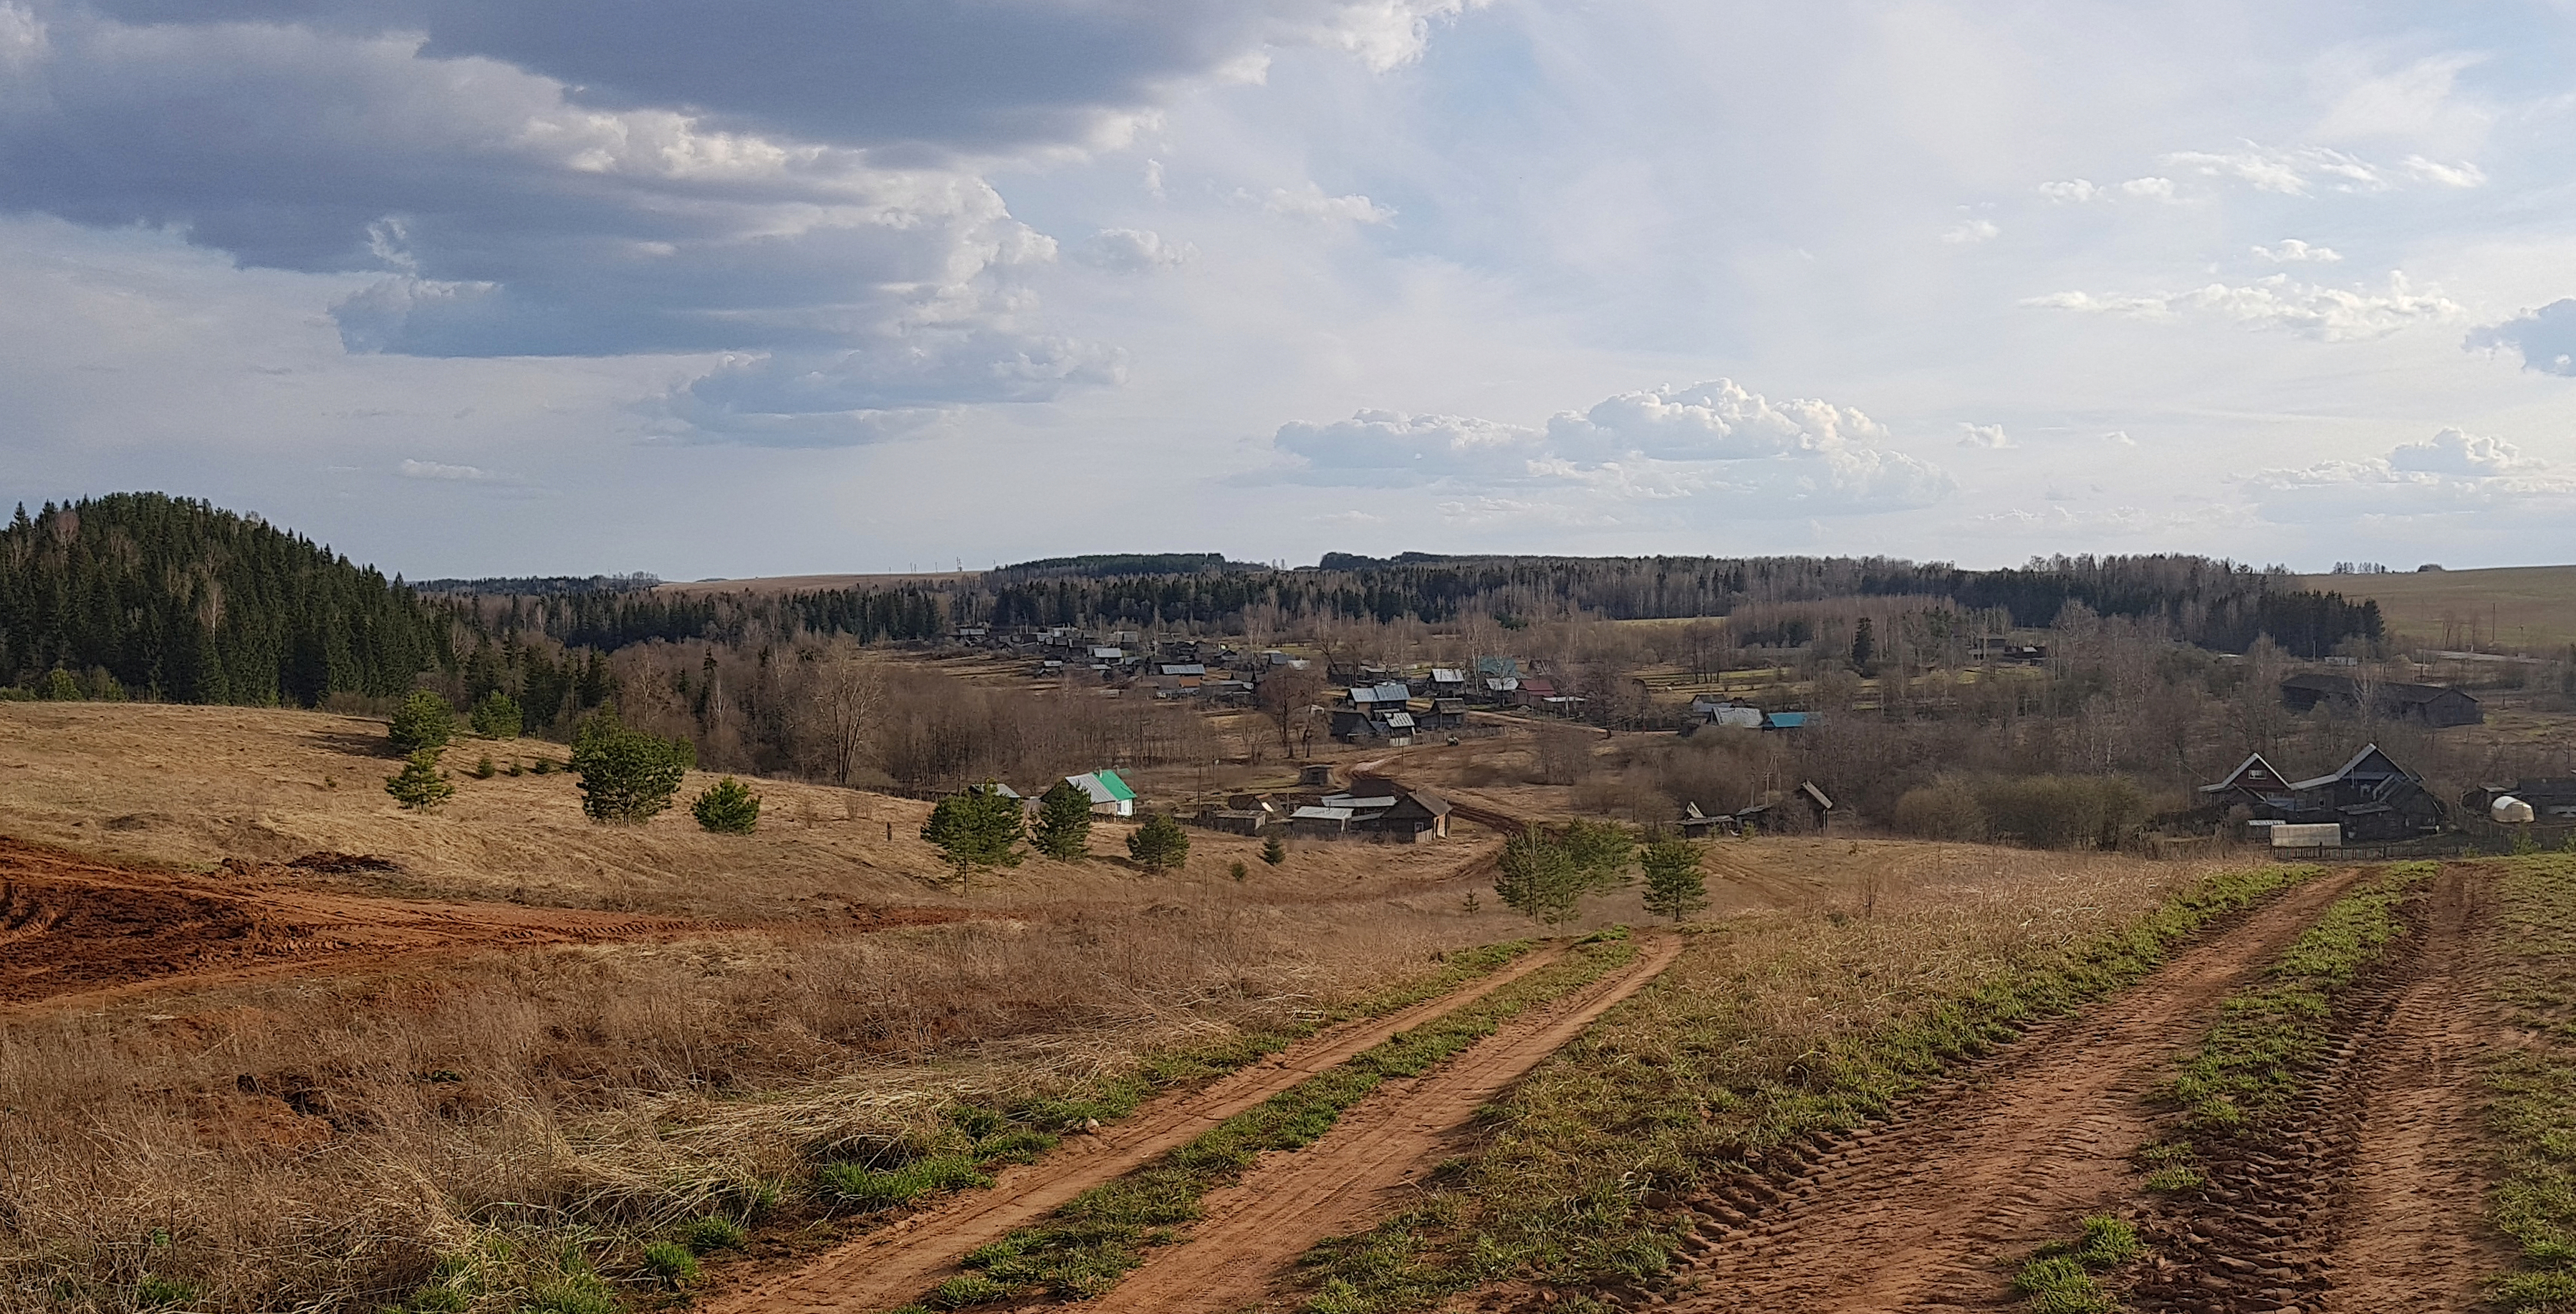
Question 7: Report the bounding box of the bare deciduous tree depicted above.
[807,643,887,786]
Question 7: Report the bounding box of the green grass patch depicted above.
[1278,864,2327,1313]
[945,936,1641,1304]
[2165,863,2434,1138]
[2010,1214,2142,1313]
[2489,855,2576,1308]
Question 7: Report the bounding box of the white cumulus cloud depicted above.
[1941,218,2000,244]
[2245,431,2575,523]
[1262,378,1953,519]
[2024,272,2462,342]
[1073,228,1198,274]
[1261,183,1396,225]
[2253,239,2342,264]
[1956,423,2014,449]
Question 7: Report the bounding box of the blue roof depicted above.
[1764,711,1810,729]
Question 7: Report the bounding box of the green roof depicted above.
[1092,768,1137,801]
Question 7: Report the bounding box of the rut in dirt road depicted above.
[1637,869,2366,1313]
[1107,934,1687,1314]
[2128,864,2513,1314]
[701,944,1579,1314]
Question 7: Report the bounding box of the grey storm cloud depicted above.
[0,0,1463,442]
[2467,299,2576,376]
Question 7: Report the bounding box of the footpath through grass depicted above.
[387,939,1539,1314]
[900,932,1641,1310]
[1287,863,2325,1313]
[2490,855,2576,1311]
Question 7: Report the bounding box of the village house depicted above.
[2279,673,2483,727]
[2201,744,2447,843]
[1063,769,1138,817]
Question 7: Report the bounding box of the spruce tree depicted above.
[921,784,1025,892]
[1261,833,1287,866]
[385,749,455,811]
[469,689,524,739]
[570,709,696,823]
[1032,779,1095,860]
[691,777,762,833]
[1126,812,1191,874]
[388,690,455,754]
[1640,839,1710,922]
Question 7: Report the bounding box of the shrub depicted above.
[1976,775,2146,850]
[384,749,455,812]
[387,690,455,755]
[691,777,763,833]
[1261,833,1287,866]
[471,755,496,780]
[1126,812,1191,874]
[1032,778,1094,860]
[1893,778,1987,841]
[468,689,523,739]
[570,710,696,824]
[36,668,82,701]
[639,1240,700,1286]
[1231,860,1248,882]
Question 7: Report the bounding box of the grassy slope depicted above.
[1291,864,2322,1313]
[2491,855,2576,1310]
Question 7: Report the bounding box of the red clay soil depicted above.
[702,943,1587,1314]
[2315,865,2513,1310]
[0,838,938,1011]
[1622,868,2370,1313]
[1109,934,1687,1313]
[2123,863,2516,1313]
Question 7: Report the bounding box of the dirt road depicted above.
[2125,863,2513,1313]
[702,942,1582,1314]
[1653,869,2367,1313]
[0,838,802,1010]
[1110,934,1686,1313]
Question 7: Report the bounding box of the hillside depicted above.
[0,493,439,703]
[2296,565,2576,653]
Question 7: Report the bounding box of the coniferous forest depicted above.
[0,493,442,704]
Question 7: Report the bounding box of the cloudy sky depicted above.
[6,1,2576,577]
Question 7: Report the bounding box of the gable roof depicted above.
[2289,743,2418,792]
[1066,769,1138,804]
[2199,752,2292,795]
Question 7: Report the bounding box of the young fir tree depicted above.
[1640,839,1711,922]
[1126,812,1191,874]
[388,690,455,754]
[469,689,524,739]
[1560,819,1638,896]
[921,784,1025,892]
[1261,833,1287,866]
[1494,826,1584,926]
[1031,779,1095,860]
[569,709,696,824]
[385,749,455,811]
[691,777,762,833]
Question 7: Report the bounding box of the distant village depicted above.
[942,620,2554,856]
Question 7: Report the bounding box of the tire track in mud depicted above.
[1648,868,2368,1313]
[2125,863,2511,1314]
[703,941,1582,1314]
[1106,934,1686,1314]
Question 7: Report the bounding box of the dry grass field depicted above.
[2298,563,2576,653]
[8,699,2559,1314]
